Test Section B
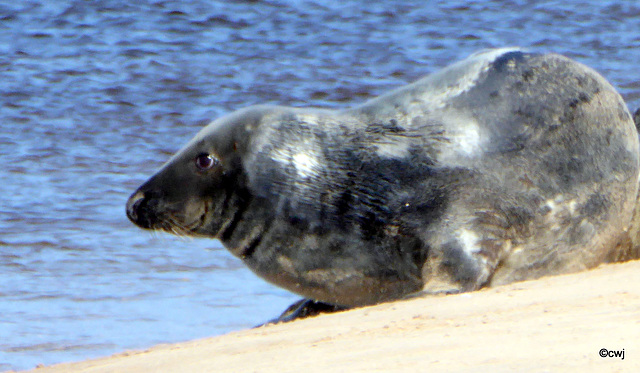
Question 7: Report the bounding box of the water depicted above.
[1,0,639,370]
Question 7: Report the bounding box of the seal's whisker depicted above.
[161,215,199,240]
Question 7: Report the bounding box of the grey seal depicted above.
[126,48,640,321]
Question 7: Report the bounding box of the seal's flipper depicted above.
[259,299,348,325]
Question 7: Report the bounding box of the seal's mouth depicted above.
[126,190,210,237]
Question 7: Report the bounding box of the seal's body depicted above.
[127,48,639,315]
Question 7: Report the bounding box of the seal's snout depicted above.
[126,190,158,229]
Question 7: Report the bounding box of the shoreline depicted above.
[24,260,640,372]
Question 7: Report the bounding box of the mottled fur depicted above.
[127,48,639,320]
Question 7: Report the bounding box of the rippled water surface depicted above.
[2,0,640,370]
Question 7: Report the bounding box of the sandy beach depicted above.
[23,259,639,373]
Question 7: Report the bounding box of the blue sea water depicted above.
[1,0,639,370]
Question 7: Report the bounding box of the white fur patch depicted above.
[459,229,481,254]
[454,119,481,156]
[292,152,321,178]
[272,147,321,180]
[438,114,484,164]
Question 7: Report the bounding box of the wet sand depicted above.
[25,260,640,373]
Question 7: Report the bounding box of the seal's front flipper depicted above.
[258,299,347,326]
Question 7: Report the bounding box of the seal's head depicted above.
[126,106,268,240]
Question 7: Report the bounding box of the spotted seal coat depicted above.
[126,48,640,321]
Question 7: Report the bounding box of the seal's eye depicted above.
[195,153,218,171]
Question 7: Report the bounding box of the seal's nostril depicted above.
[126,190,147,226]
[126,188,164,229]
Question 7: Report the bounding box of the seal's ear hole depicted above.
[195,153,219,172]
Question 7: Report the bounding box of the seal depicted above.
[126,48,640,322]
